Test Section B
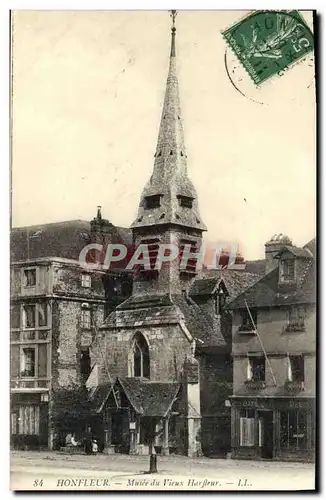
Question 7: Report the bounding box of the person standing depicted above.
[84,426,92,455]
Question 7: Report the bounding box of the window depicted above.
[286,307,306,332]
[280,259,295,281]
[247,356,265,381]
[133,333,150,378]
[23,305,36,328]
[81,308,92,329]
[240,410,255,447]
[215,285,227,315]
[177,195,194,208]
[21,348,36,377]
[80,348,91,381]
[38,303,48,327]
[10,305,20,329]
[280,411,307,450]
[18,406,40,435]
[240,308,257,332]
[287,355,304,382]
[23,269,36,287]
[81,274,91,288]
[145,195,162,209]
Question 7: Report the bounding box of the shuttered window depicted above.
[10,305,20,329]
[19,406,40,435]
[23,305,36,328]
[38,303,48,327]
[11,413,18,435]
[10,345,20,377]
[38,344,48,378]
[240,410,255,447]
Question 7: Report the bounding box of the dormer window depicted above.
[215,285,227,315]
[239,308,257,333]
[280,259,295,282]
[177,195,193,208]
[145,195,162,209]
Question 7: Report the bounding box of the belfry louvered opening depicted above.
[135,238,161,281]
[144,195,163,209]
[179,239,198,274]
[177,195,193,208]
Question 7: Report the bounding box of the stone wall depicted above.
[97,323,193,383]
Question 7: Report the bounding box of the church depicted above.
[86,12,260,457]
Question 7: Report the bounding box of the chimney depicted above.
[264,233,293,274]
[89,207,117,264]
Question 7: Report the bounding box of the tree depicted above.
[51,383,92,437]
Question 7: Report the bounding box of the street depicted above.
[10,451,316,491]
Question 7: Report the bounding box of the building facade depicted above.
[229,235,316,462]
[10,216,132,449]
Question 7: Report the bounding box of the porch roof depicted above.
[90,378,181,417]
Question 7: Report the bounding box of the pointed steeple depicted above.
[131,11,206,232]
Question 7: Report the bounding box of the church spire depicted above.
[131,11,206,232]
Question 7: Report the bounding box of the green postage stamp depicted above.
[222,10,314,85]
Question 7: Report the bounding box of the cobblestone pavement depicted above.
[10,451,316,492]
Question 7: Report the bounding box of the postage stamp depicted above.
[222,10,314,86]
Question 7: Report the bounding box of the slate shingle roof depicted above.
[103,292,226,347]
[304,237,316,256]
[119,378,180,416]
[90,378,180,416]
[190,270,261,302]
[172,293,226,347]
[188,278,219,296]
[229,261,316,309]
[117,294,174,310]
[89,383,112,413]
[275,245,313,259]
[244,259,266,275]
[103,294,181,328]
[11,219,132,262]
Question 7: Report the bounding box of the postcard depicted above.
[10,9,316,492]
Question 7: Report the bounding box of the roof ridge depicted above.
[12,219,91,230]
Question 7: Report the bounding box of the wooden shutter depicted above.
[10,345,20,377]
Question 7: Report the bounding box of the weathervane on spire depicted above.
[170,10,177,30]
[169,10,177,57]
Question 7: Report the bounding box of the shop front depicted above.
[231,396,315,462]
[10,391,49,450]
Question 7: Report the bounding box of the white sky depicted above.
[11,10,316,259]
